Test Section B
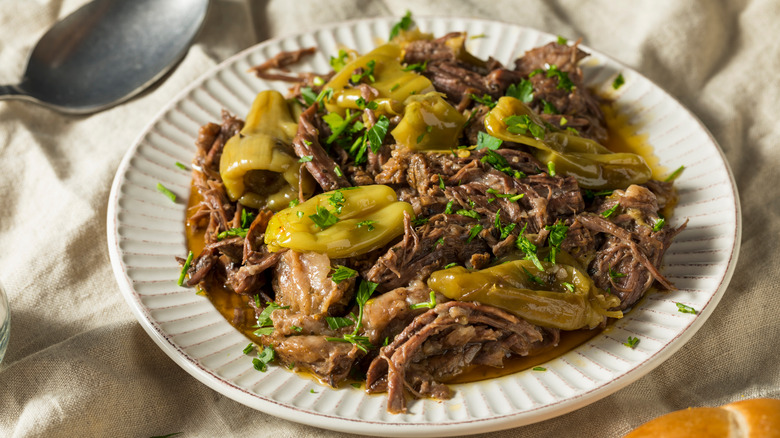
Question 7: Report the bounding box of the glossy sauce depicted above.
[185,103,665,383]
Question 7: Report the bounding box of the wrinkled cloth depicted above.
[1,0,778,437]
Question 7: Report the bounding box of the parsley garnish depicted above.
[467,224,483,243]
[523,266,546,286]
[545,64,574,92]
[326,280,378,352]
[356,220,376,231]
[516,224,544,271]
[156,183,176,202]
[601,203,620,218]
[402,60,428,72]
[541,99,558,114]
[675,302,697,314]
[653,217,665,232]
[544,221,568,264]
[243,343,254,355]
[334,165,344,177]
[609,268,627,279]
[325,315,356,330]
[175,161,188,171]
[289,199,300,208]
[532,366,546,371]
[291,325,303,332]
[456,209,480,219]
[623,336,639,349]
[355,97,378,110]
[309,206,340,229]
[486,188,523,202]
[330,49,349,72]
[323,110,360,145]
[351,59,376,84]
[252,346,276,372]
[444,200,455,214]
[367,115,390,153]
[412,216,429,226]
[255,302,290,333]
[470,93,497,108]
[547,161,556,176]
[416,125,433,144]
[494,210,516,239]
[298,155,313,163]
[557,35,568,45]
[301,87,318,106]
[331,265,358,284]
[481,150,526,179]
[562,282,575,292]
[241,209,256,228]
[432,237,444,249]
[475,131,503,150]
[505,114,545,139]
[443,262,458,269]
[438,174,446,189]
[388,11,414,41]
[410,290,437,310]
[506,79,534,103]
[296,211,304,218]
[177,251,193,287]
[613,73,625,90]
[217,227,248,240]
[665,165,685,182]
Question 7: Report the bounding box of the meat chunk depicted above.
[292,104,351,191]
[273,250,354,316]
[366,301,559,413]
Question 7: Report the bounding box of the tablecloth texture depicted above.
[1,0,778,436]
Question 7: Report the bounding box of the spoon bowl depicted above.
[0,0,209,114]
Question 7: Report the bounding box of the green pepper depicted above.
[264,185,414,258]
[220,90,314,211]
[427,259,622,330]
[484,96,651,190]
[391,92,466,151]
[322,44,434,116]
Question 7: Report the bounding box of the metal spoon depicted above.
[0,0,210,114]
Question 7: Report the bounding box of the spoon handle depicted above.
[0,85,23,99]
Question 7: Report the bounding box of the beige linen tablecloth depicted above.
[1,0,777,436]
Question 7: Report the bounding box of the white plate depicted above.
[107,17,741,437]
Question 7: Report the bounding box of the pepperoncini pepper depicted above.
[322,44,434,116]
[427,259,622,330]
[484,96,652,190]
[391,92,466,151]
[264,185,414,258]
[219,90,314,211]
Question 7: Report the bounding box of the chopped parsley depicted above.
[156,183,177,202]
[475,131,503,150]
[355,97,378,110]
[290,325,303,332]
[612,73,625,90]
[432,237,444,249]
[444,200,455,214]
[547,161,556,176]
[326,280,378,352]
[177,251,194,287]
[494,210,516,240]
[298,155,313,163]
[443,262,459,269]
[388,10,414,41]
[241,209,256,228]
[438,174,446,189]
[544,221,569,264]
[532,366,547,371]
[456,209,480,219]
[309,205,340,229]
[217,227,248,240]
[412,216,429,226]
[506,79,534,103]
[334,165,344,177]
[331,265,358,284]
[675,302,698,314]
[356,220,376,231]
[487,188,524,202]
[623,336,639,349]
[665,165,685,182]
[505,114,545,139]
[402,60,428,72]
[367,115,390,153]
[351,59,376,84]
[289,199,300,208]
[330,49,349,72]
[252,346,276,372]
[653,217,666,232]
[410,290,437,310]
[296,211,304,218]
[325,315,356,330]
[516,224,544,271]
[609,268,627,279]
[175,161,188,171]
[541,99,559,114]
[545,64,575,92]
[467,224,483,243]
[300,87,318,106]
[255,302,290,332]
[601,203,620,218]
[243,343,254,355]
[562,282,575,292]
[481,150,526,179]
[470,93,496,108]
[557,35,568,45]
[323,110,361,145]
